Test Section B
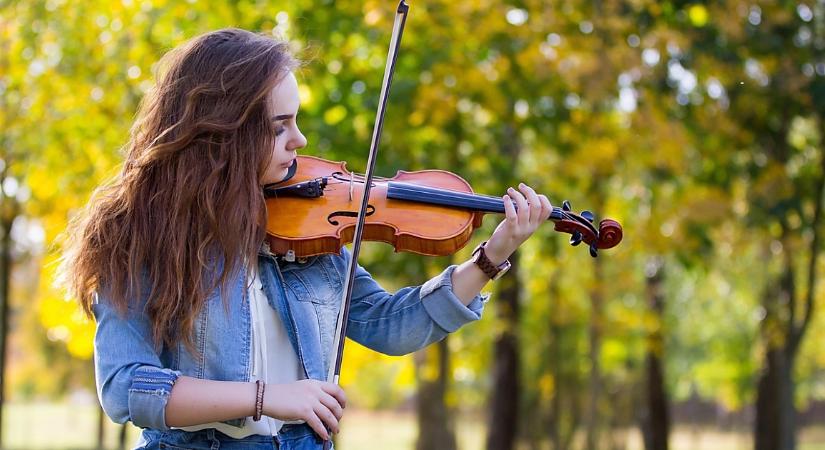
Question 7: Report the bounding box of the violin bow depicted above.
[323,2,409,445]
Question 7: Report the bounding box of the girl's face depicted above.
[261,72,307,185]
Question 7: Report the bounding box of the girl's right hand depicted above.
[263,379,347,440]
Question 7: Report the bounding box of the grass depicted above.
[3,401,825,449]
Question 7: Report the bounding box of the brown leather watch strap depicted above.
[472,241,506,279]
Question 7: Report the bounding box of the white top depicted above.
[175,264,305,437]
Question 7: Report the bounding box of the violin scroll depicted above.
[596,219,623,249]
[551,200,623,258]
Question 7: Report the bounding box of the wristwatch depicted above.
[471,241,511,280]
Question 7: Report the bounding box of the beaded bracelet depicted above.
[253,380,265,421]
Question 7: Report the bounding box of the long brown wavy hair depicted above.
[58,28,298,356]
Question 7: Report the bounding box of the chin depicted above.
[270,169,289,184]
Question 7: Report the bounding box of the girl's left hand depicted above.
[483,183,553,264]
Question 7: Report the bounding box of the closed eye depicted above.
[271,114,296,137]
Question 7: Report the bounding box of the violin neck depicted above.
[386,181,560,219]
[385,182,606,242]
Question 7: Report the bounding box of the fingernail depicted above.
[519,182,525,187]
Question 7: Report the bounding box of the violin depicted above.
[263,156,623,260]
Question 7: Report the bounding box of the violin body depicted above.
[265,156,484,258]
[264,156,622,259]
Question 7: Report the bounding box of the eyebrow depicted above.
[270,114,294,121]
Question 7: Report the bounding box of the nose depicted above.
[289,129,307,151]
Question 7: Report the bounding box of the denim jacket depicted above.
[92,245,488,432]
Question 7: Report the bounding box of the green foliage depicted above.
[4,0,825,447]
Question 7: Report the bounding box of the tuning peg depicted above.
[570,231,582,246]
[562,200,572,211]
[589,244,598,258]
[581,210,594,223]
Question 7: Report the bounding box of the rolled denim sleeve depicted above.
[419,265,488,331]
[342,247,489,356]
[92,295,181,430]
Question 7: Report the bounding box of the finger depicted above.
[305,411,330,441]
[519,183,542,226]
[320,382,347,409]
[315,402,340,434]
[502,194,517,223]
[319,391,344,421]
[508,187,529,227]
[539,194,553,220]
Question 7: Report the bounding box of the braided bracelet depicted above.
[253,380,265,421]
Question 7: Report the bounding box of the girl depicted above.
[58,28,552,449]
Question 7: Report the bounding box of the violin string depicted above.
[315,179,598,236]
[327,176,586,219]
[394,182,524,212]
[389,184,591,222]
[416,187,591,231]
[390,183,503,212]
[389,182,498,202]
[329,176,505,207]
[393,183,599,235]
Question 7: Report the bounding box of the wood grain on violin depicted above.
[263,156,623,259]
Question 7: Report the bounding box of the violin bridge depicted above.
[349,172,354,202]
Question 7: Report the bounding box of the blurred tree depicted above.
[12,1,825,450]
[659,2,825,449]
[0,6,42,447]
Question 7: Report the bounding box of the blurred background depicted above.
[2,0,825,449]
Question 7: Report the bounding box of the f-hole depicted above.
[328,205,376,225]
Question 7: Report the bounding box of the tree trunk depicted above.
[96,405,105,449]
[755,125,825,450]
[547,275,579,450]
[755,251,799,450]
[548,286,580,450]
[549,315,561,450]
[415,338,456,450]
[119,422,128,449]
[642,257,669,450]
[486,252,520,450]
[754,344,794,450]
[0,199,16,449]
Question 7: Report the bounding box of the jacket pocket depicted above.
[282,257,342,305]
